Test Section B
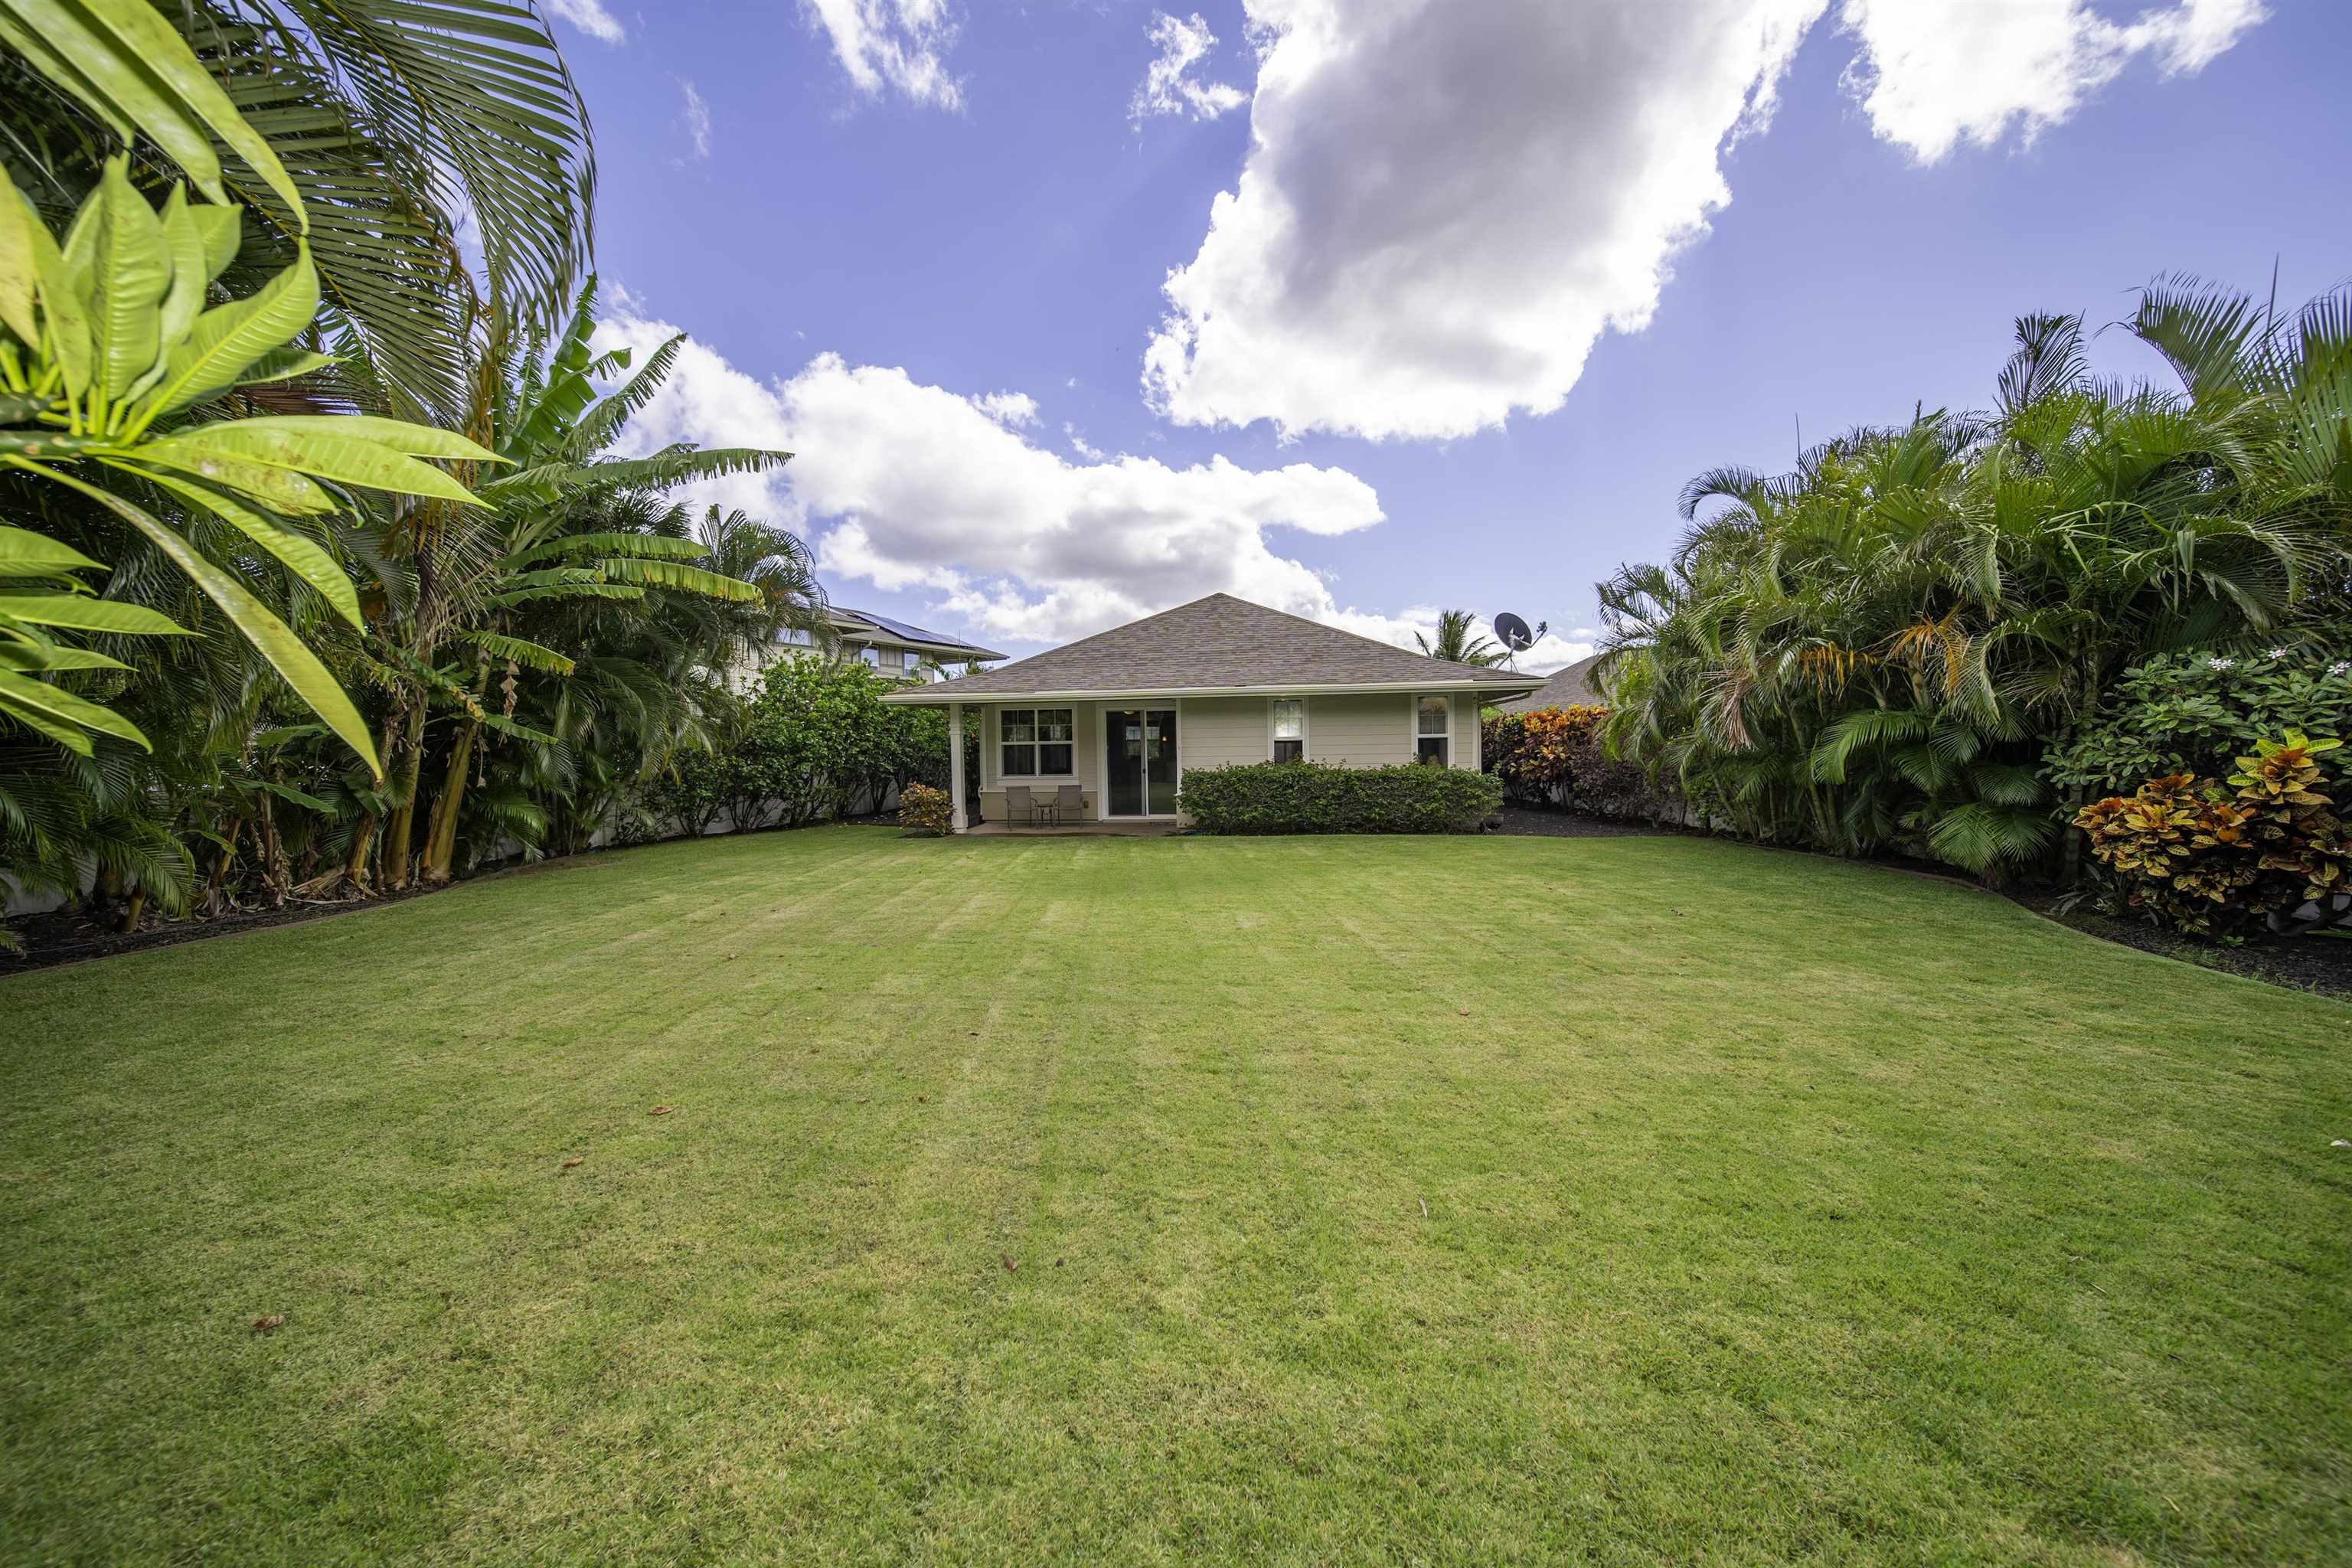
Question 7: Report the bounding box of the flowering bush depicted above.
[2075,733,2352,934]
[2048,646,2352,798]
[898,782,954,837]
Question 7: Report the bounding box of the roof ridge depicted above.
[897,592,1545,699]
[1217,594,1524,684]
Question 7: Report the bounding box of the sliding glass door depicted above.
[1104,707,1178,816]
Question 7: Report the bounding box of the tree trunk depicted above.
[2058,657,2102,887]
[116,890,145,935]
[258,794,286,907]
[205,818,244,915]
[419,719,478,886]
[381,700,427,890]
[345,810,378,890]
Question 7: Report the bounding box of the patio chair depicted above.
[1054,784,1084,825]
[1003,785,1035,827]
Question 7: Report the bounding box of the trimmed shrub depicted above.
[2076,733,2352,934]
[1178,761,1501,835]
[898,782,952,837]
[1482,704,1677,822]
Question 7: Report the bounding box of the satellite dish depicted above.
[1492,612,1544,652]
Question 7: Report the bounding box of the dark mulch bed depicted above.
[1490,805,1665,838]
[0,818,909,975]
[0,883,451,975]
[2008,890,2352,1001]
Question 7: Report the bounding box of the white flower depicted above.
[2333,660,2352,677]
[2266,647,2289,660]
[2207,656,2236,671]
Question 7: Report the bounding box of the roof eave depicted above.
[880,676,1545,706]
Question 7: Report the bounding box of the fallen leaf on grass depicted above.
[1001,1254,1020,1274]
[649,1106,673,1116]
[561,1157,584,1170]
[916,1095,928,1103]
[251,1314,286,1334]
[1458,1008,1471,1017]
[857,1096,870,1104]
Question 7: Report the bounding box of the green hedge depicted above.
[1177,761,1502,835]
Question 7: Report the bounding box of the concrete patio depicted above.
[960,818,1185,837]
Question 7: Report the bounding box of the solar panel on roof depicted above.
[842,609,966,648]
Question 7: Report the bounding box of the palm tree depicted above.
[2,0,593,938]
[1415,609,1508,667]
[695,505,830,658]
[361,280,790,888]
[2,0,594,422]
[1594,284,2351,880]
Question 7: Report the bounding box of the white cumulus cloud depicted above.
[1145,0,2262,443]
[544,0,625,44]
[589,304,1418,649]
[1144,0,1825,443]
[972,390,1040,426]
[1840,0,2265,162]
[678,80,712,159]
[802,0,963,109]
[1132,11,1247,124]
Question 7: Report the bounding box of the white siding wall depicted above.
[1452,692,1481,771]
[1306,693,1416,767]
[963,690,1488,825]
[1180,696,1267,771]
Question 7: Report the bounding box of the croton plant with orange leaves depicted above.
[2076,733,2351,933]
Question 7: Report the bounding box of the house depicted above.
[731,606,1005,692]
[1491,652,1605,713]
[882,593,1545,830]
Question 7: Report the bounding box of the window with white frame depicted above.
[1415,694,1450,765]
[856,645,880,666]
[776,626,813,646]
[1270,698,1305,763]
[999,707,1074,777]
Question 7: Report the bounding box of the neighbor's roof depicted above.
[881,593,1546,704]
[830,607,1004,661]
[1492,653,1606,713]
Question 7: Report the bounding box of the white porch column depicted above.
[947,703,968,834]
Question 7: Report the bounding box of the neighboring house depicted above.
[883,593,1544,830]
[731,606,1005,692]
[1491,652,1604,713]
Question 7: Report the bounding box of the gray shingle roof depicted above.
[1493,653,1605,713]
[883,593,1546,701]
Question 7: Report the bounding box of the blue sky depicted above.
[547,0,2348,670]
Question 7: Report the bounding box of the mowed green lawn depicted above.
[2,829,2346,1565]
